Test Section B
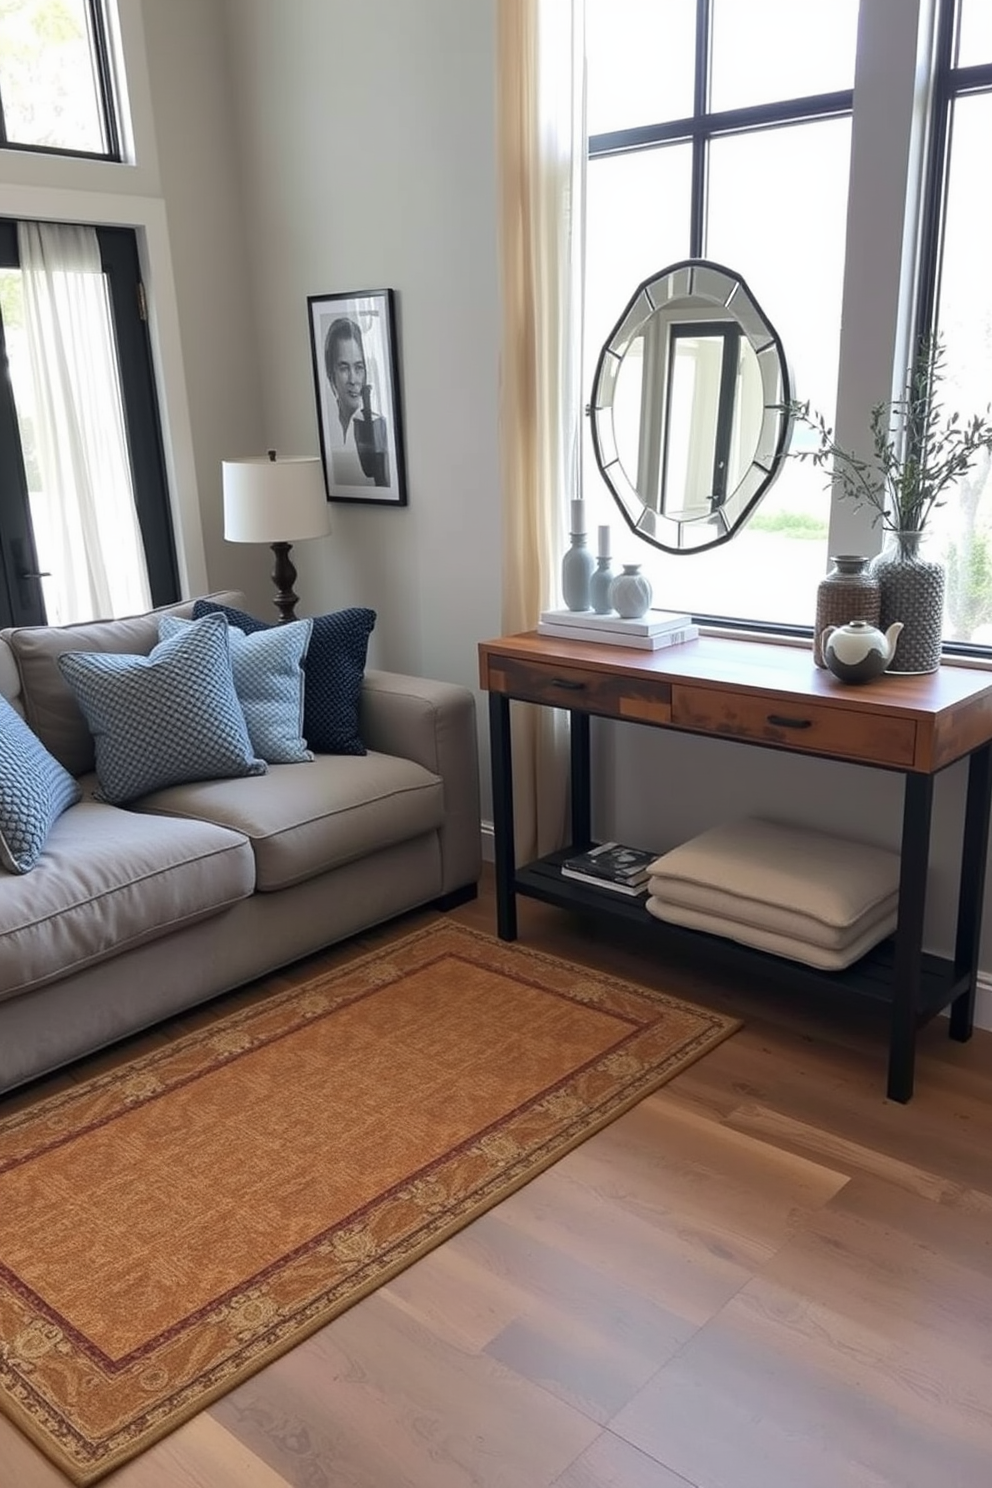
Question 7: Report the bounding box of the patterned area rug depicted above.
[0,921,740,1484]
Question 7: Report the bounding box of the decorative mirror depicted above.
[588,259,792,555]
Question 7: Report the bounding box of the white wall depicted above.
[217,0,502,697]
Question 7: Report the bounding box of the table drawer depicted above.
[489,657,672,725]
[671,685,917,766]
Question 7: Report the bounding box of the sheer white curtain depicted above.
[19,221,151,623]
[496,0,586,863]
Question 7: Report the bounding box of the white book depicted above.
[537,621,700,652]
[539,607,693,636]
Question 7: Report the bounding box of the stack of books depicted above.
[537,607,698,651]
[560,841,657,896]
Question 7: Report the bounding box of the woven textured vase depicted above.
[872,531,945,674]
[813,555,882,668]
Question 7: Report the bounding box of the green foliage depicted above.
[945,531,992,641]
[746,510,829,539]
[784,336,992,535]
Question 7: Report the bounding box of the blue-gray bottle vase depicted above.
[562,533,594,611]
[590,557,614,614]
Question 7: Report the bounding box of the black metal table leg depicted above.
[569,710,592,847]
[888,771,933,1102]
[950,741,992,1041]
[488,692,517,941]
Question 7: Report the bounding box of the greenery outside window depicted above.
[0,0,121,159]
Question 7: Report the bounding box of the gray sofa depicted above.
[0,593,481,1096]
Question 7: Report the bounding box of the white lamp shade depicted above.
[222,455,331,544]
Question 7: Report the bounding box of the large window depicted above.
[0,0,121,159]
[920,0,992,646]
[584,0,992,651]
[0,220,178,627]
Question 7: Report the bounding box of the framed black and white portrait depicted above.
[307,287,407,505]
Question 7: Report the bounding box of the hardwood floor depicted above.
[4,865,992,1487]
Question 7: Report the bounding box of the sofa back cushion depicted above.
[1,591,245,777]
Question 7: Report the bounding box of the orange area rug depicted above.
[0,920,739,1483]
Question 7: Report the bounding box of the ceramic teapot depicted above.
[820,619,904,684]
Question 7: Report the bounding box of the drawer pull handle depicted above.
[551,678,586,691]
[767,714,812,730]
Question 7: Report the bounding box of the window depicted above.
[0,220,179,627]
[918,0,992,646]
[584,0,992,651]
[0,0,121,159]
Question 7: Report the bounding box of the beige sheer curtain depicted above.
[496,0,586,863]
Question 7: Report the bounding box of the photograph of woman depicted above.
[308,289,407,505]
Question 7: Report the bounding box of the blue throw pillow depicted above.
[57,612,267,805]
[0,694,82,873]
[192,600,376,755]
[158,614,313,765]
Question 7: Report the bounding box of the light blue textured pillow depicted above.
[158,614,313,765]
[0,694,82,873]
[57,612,266,805]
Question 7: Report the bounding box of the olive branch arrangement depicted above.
[783,335,992,535]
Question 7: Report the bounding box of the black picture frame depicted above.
[307,287,407,505]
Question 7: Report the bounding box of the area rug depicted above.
[0,920,739,1484]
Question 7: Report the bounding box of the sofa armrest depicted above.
[359,669,482,895]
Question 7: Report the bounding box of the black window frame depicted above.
[0,218,179,627]
[0,0,122,163]
[913,0,992,661]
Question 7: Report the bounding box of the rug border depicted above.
[0,921,741,1486]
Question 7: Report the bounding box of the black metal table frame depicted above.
[488,692,992,1102]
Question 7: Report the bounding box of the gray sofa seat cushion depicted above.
[135,751,445,892]
[0,793,254,1001]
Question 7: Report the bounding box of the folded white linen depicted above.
[644,895,897,970]
[646,818,900,940]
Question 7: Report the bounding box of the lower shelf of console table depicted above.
[479,630,992,1104]
[519,845,971,1022]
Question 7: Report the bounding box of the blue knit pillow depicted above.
[0,695,82,873]
[158,614,313,764]
[57,612,266,805]
[192,601,376,755]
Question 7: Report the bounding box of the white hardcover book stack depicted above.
[537,607,698,651]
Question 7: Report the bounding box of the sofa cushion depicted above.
[0,794,255,1001]
[57,613,267,804]
[135,750,444,891]
[1,591,246,777]
[158,614,313,764]
[0,695,82,873]
[193,600,376,756]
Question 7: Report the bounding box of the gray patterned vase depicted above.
[872,531,945,674]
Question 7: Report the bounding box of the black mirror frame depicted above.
[588,258,793,556]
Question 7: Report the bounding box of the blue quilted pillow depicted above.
[158,614,313,764]
[57,612,267,805]
[192,600,376,755]
[0,695,81,872]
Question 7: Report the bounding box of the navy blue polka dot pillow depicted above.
[192,601,376,755]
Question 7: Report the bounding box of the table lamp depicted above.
[222,450,331,622]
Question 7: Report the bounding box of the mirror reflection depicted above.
[590,259,791,555]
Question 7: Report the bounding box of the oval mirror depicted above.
[589,259,792,555]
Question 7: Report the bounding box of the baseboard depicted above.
[479,819,992,1033]
[973,972,992,1032]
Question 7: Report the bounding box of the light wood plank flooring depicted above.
[4,866,992,1487]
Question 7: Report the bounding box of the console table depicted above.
[478,631,992,1102]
